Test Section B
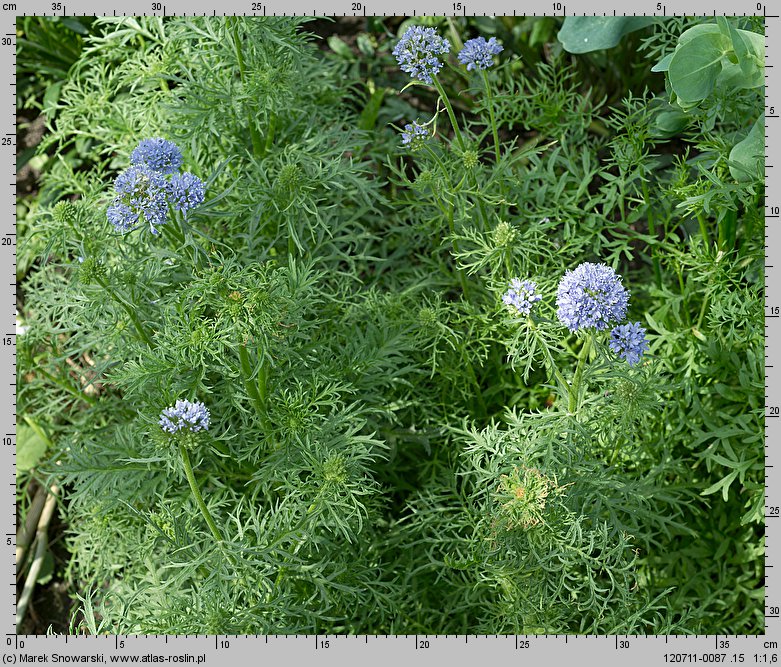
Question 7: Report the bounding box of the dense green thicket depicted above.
[17,15,764,634]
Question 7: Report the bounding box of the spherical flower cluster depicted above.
[168,172,206,217]
[107,139,205,234]
[502,278,541,316]
[609,322,649,367]
[130,137,183,175]
[556,262,629,332]
[401,121,430,150]
[160,399,210,434]
[458,36,503,71]
[108,164,169,233]
[392,26,450,84]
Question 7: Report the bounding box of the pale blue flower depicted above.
[130,138,183,175]
[168,172,205,217]
[393,26,451,84]
[108,164,169,234]
[609,322,649,366]
[401,121,430,150]
[458,36,503,71]
[556,263,629,332]
[502,278,541,316]
[160,399,210,434]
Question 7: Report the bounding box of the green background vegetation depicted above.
[16,15,764,634]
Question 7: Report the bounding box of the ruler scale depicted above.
[9,2,777,665]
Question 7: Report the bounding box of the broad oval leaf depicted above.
[729,116,764,183]
[668,32,727,106]
[557,16,658,54]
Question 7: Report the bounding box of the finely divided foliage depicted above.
[17,15,763,635]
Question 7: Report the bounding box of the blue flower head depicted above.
[401,121,430,150]
[108,164,170,234]
[458,36,503,71]
[168,172,205,217]
[106,201,138,233]
[130,138,183,175]
[502,278,541,316]
[160,399,210,434]
[392,26,451,84]
[556,262,629,332]
[609,322,649,367]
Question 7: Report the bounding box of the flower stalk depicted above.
[179,443,224,543]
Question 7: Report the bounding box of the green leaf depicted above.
[36,549,54,585]
[357,85,385,132]
[529,17,556,47]
[557,17,658,54]
[677,23,722,46]
[17,423,49,473]
[668,32,728,106]
[651,53,673,73]
[727,26,764,86]
[701,470,739,501]
[729,116,764,182]
[652,109,691,138]
[327,35,354,61]
[356,34,375,57]
[42,81,63,119]
[59,17,89,35]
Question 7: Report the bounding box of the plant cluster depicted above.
[17,15,764,635]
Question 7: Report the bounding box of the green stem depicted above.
[447,208,471,299]
[230,17,264,157]
[480,70,501,163]
[609,442,622,467]
[163,213,201,269]
[527,317,569,404]
[179,443,224,543]
[720,208,737,251]
[255,357,272,431]
[423,144,471,299]
[695,293,710,332]
[463,354,488,419]
[697,213,711,253]
[472,183,490,231]
[568,335,593,415]
[432,77,489,231]
[423,143,452,183]
[641,180,662,290]
[262,113,276,158]
[95,276,153,347]
[238,345,272,431]
[676,265,692,327]
[432,75,465,150]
